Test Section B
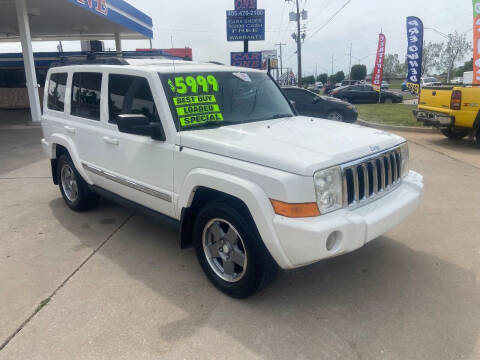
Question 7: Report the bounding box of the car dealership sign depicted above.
[227,0,265,42]
[75,0,108,16]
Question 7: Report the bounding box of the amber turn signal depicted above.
[270,200,320,218]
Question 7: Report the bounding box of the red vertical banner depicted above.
[372,33,386,92]
[473,1,480,84]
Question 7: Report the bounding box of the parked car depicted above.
[341,80,361,86]
[282,86,357,123]
[41,58,423,298]
[381,81,390,89]
[330,84,403,104]
[421,77,441,87]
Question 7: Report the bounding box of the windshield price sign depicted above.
[231,52,262,68]
[227,9,265,41]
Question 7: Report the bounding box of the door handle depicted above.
[64,125,76,134]
[102,136,119,145]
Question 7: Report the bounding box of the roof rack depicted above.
[50,53,129,68]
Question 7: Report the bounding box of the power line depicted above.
[274,1,287,44]
[307,0,352,41]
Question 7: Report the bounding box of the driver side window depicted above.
[108,74,157,124]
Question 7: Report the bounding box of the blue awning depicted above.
[0,0,153,41]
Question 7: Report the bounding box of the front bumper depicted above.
[272,171,423,269]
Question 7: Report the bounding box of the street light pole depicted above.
[275,42,286,77]
[348,43,352,80]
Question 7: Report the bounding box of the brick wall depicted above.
[0,88,44,109]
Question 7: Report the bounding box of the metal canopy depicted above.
[0,0,153,123]
[0,0,153,41]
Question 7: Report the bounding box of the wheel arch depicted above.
[177,168,292,268]
[49,134,93,185]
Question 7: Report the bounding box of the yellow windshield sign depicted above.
[168,74,223,128]
[180,113,224,127]
[173,95,217,106]
[176,104,221,116]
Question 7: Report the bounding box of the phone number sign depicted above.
[226,9,265,41]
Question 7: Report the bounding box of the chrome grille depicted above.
[342,147,403,208]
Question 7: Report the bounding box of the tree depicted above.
[438,31,472,82]
[453,58,473,77]
[301,75,315,85]
[350,64,367,80]
[383,54,404,79]
[422,41,443,76]
[317,73,328,84]
[334,71,345,83]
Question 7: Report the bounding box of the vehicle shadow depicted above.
[411,132,479,152]
[49,198,480,360]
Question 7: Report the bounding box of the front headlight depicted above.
[399,142,409,177]
[314,166,343,214]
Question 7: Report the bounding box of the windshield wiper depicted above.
[182,122,225,131]
[268,114,294,120]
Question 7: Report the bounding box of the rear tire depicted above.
[57,154,99,212]
[441,128,470,140]
[194,200,277,298]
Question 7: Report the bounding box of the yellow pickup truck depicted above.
[414,86,480,145]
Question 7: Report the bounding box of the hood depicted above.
[179,116,405,176]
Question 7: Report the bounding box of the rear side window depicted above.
[71,72,102,120]
[47,73,67,111]
[108,74,157,124]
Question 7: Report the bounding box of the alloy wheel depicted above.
[60,163,79,203]
[202,218,247,283]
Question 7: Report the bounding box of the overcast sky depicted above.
[1,0,475,76]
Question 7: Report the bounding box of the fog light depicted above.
[326,231,341,252]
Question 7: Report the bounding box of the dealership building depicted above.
[0,0,159,122]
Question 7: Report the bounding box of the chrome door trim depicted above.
[82,163,172,203]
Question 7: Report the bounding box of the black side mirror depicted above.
[313,97,321,104]
[117,114,166,141]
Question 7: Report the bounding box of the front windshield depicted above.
[159,71,294,130]
[424,77,438,83]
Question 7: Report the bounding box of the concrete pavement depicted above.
[0,119,479,359]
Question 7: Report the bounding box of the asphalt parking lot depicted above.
[1,111,479,360]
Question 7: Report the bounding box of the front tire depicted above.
[441,128,470,140]
[326,110,345,122]
[57,154,99,212]
[194,200,277,298]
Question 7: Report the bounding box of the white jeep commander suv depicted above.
[41,58,424,298]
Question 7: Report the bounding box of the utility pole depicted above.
[287,0,303,86]
[295,0,302,86]
[348,43,352,80]
[275,42,286,78]
[331,55,334,76]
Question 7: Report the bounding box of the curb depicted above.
[356,119,438,134]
